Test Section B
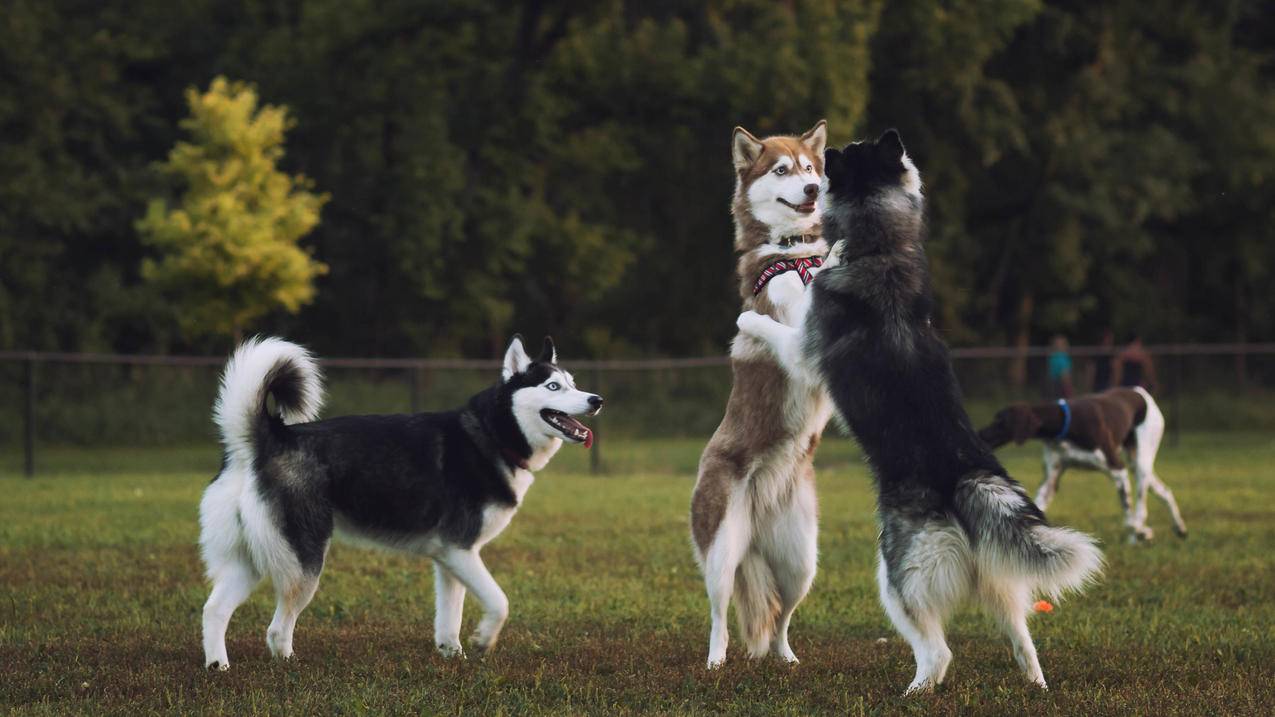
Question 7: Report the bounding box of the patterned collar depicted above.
[753,256,824,296]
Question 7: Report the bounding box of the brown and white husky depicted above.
[690,120,833,668]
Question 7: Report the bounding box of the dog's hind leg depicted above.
[982,579,1047,689]
[202,557,260,670]
[1131,397,1186,537]
[433,561,467,657]
[436,548,509,655]
[876,553,953,695]
[1035,446,1065,511]
[702,492,751,669]
[199,470,261,670]
[763,470,818,664]
[267,569,322,660]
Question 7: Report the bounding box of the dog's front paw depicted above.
[436,642,465,659]
[736,310,770,336]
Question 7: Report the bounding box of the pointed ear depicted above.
[876,128,905,162]
[800,119,827,157]
[502,335,531,382]
[732,126,764,172]
[539,336,557,364]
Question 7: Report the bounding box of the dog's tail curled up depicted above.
[214,336,324,469]
[954,473,1104,600]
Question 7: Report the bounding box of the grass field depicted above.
[2,434,1273,715]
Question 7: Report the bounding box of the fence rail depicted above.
[4,343,1274,477]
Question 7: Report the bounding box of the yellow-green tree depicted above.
[137,76,328,342]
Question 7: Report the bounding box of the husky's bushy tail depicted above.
[214,336,325,468]
[955,473,1104,600]
[733,552,782,656]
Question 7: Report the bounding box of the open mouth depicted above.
[777,197,817,214]
[540,409,594,448]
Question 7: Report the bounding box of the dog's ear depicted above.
[539,336,557,364]
[876,129,905,163]
[800,119,828,158]
[502,334,531,382]
[732,126,764,172]
[1010,404,1043,445]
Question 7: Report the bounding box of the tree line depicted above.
[1,0,1271,359]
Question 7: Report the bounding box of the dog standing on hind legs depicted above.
[199,334,601,669]
[690,119,833,669]
[736,129,1103,693]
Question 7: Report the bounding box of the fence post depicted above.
[590,367,602,476]
[409,366,420,414]
[24,357,36,477]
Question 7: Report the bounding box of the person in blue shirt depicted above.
[1047,334,1073,398]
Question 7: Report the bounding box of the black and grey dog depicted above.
[736,130,1102,693]
[199,335,601,670]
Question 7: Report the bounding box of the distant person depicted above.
[1112,333,1157,393]
[1089,328,1115,391]
[1046,334,1074,399]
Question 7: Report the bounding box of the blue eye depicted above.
[547,382,560,391]
[775,166,788,175]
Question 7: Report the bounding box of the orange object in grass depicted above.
[1034,600,1054,613]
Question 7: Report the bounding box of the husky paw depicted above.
[736,310,768,336]
[436,643,465,659]
[706,656,725,670]
[206,660,229,672]
[903,680,936,696]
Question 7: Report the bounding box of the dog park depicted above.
[3,2,1275,715]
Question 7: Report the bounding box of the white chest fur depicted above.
[475,468,534,549]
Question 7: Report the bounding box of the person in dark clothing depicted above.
[1089,329,1114,392]
[1112,334,1157,392]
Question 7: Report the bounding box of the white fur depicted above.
[202,337,324,669]
[745,167,821,240]
[214,336,323,469]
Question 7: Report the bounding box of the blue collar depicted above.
[1054,399,1071,440]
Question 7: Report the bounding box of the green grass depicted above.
[2,434,1273,715]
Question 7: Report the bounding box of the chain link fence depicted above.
[2,345,1272,476]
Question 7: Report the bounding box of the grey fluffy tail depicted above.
[954,474,1104,600]
[214,336,324,469]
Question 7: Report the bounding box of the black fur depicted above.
[248,358,557,575]
[809,132,1045,586]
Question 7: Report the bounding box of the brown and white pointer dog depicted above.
[979,387,1187,543]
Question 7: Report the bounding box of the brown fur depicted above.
[980,388,1149,468]
[691,121,828,553]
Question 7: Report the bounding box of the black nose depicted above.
[588,395,604,408]
[803,183,818,198]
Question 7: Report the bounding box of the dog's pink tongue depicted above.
[583,428,594,449]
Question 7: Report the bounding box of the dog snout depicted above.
[587,395,604,414]
[803,183,819,198]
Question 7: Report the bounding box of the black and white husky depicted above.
[736,130,1103,693]
[199,335,601,670]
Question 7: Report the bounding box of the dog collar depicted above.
[776,234,819,248]
[1054,399,1071,440]
[753,256,823,295]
